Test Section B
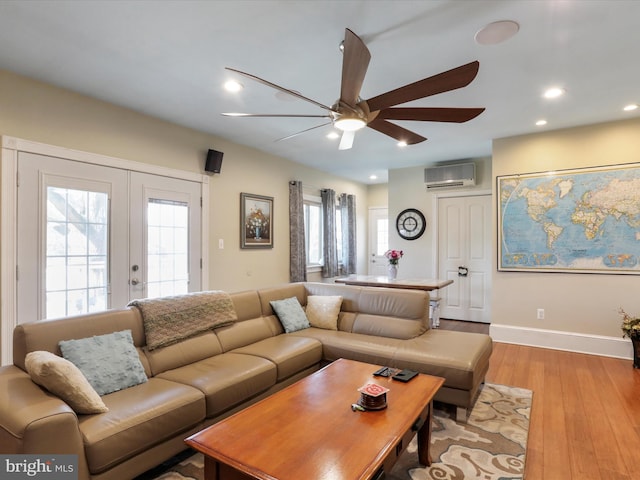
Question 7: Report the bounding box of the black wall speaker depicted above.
[205,149,224,174]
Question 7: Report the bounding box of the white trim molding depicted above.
[490,323,634,360]
[1,142,18,366]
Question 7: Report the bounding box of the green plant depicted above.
[619,308,640,339]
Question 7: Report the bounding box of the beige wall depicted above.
[366,183,388,208]
[492,117,640,338]
[0,69,368,296]
[387,157,492,278]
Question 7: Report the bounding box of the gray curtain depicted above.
[289,181,307,282]
[321,188,338,278]
[339,193,357,275]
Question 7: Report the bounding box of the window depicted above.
[303,195,322,267]
[376,218,389,256]
[45,185,109,319]
[146,198,190,298]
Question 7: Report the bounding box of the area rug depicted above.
[143,383,532,480]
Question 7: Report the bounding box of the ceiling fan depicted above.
[222,28,485,150]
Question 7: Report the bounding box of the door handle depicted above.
[130,278,140,285]
[458,266,468,277]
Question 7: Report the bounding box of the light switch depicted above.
[218,238,224,249]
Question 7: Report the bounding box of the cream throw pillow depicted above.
[306,295,343,330]
[25,351,108,414]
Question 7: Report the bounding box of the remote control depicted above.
[392,369,419,382]
[373,367,392,377]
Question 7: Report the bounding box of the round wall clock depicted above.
[396,208,426,240]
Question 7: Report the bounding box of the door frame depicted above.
[1,136,210,365]
[432,189,492,319]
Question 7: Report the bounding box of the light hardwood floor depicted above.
[439,319,640,480]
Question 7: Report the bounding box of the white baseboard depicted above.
[489,323,634,360]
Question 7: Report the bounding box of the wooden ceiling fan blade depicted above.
[367,118,426,145]
[366,61,480,112]
[340,29,371,107]
[377,107,485,123]
[222,113,331,118]
[338,130,355,150]
[225,67,334,112]
[275,122,332,142]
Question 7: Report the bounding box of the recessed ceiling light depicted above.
[326,131,340,139]
[369,174,377,180]
[224,80,243,92]
[397,141,408,147]
[623,104,638,111]
[536,120,547,126]
[475,20,520,45]
[543,87,565,99]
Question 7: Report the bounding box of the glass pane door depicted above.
[45,185,109,318]
[17,153,129,323]
[129,172,201,301]
[146,198,190,298]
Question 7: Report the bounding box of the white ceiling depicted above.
[0,0,639,184]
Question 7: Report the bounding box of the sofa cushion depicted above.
[392,330,493,390]
[232,336,323,381]
[25,351,108,414]
[12,308,148,373]
[270,297,310,333]
[215,317,277,352]
[157,352,277,417]
[145,332,224,376]
[305,295,342,330]
[79,378,205,474]
[59,330,148,395]
[353,288,429,338]
[290,329,403,366]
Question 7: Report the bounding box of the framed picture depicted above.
[240,192,273,249]
[497,162,640,274]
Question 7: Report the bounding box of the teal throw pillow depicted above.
[59,330,148,396]
[270,297,310,333]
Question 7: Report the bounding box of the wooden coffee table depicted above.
[185,358,444,480]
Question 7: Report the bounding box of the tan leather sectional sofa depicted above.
[0,282,492,480]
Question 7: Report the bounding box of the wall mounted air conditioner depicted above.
[424,162,476,189]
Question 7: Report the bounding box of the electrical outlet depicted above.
[537,308,545,320]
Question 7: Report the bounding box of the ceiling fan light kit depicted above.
[334,117,366,131]
[222,28,485,150]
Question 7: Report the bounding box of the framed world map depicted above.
[498,163,640,274]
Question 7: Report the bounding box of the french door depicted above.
[16,152,202,323]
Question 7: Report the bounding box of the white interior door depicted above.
[368,207,388,275]
[437,195,491,323]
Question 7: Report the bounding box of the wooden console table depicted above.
[334,275,453,291]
